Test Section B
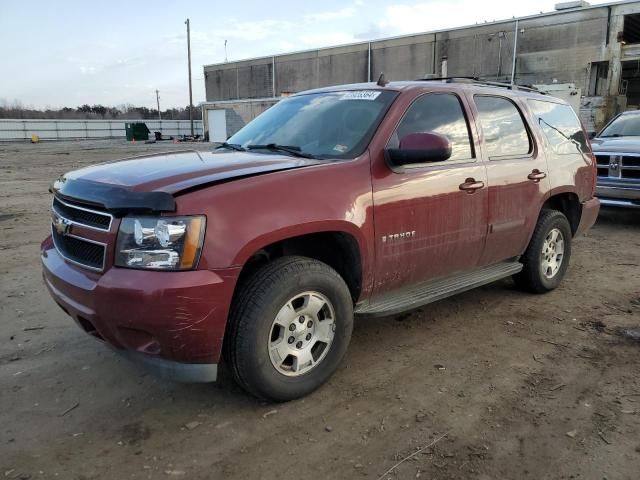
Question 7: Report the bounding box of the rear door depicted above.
[469,94,550,265]
[370,92,488,293]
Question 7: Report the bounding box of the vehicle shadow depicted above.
[115,277,532,407]
[85,207,635,415]
[109,279,524,409]
[6,272,599,480]
[596,206,640,229]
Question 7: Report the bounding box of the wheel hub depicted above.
[540,227,565,279]
[287,314,316,349]
[268,291,336,377]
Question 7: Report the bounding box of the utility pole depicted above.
[185,18,194,136]
[497,32,504,80]
[155,89,161,120]
[510,19,520,86]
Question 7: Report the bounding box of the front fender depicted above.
[173,156,376,296]
[232,219,368,267]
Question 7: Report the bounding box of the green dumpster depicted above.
[125,122,150,141]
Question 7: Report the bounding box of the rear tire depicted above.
[514,209,572,293]
[225,256,353,402]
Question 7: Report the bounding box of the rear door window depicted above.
[529,100,589,155]
[475,96,531,158]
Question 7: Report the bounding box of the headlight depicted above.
[115,216,205,270]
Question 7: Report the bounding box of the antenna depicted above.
[377,73,388,87]
[224,40,228,63]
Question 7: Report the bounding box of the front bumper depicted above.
[596,178,640,209]
[41,236,240,382]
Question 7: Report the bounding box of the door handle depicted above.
[527,169,547,181]
[459,178,485,193]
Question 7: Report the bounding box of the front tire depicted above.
[514,209,573,293]
[225,256,353,401]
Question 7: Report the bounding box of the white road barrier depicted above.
[0,119,203,141]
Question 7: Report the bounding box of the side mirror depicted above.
[589,131,597,139]
[386,132,452,165]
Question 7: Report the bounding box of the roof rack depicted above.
[416,76,545,94]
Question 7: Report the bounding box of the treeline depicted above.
[0,102,202,120]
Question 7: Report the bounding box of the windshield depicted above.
[599,114,640,137]
[226,90,398,159]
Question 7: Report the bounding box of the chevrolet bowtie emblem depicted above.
[53,215,72,236]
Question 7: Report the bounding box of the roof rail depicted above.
[416,76,545,94]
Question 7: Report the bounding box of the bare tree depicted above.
[0,102,202,120]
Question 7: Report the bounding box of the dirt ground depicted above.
[1,139,639,480]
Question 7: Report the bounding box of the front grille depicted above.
[595,154,640,180]
[51,226,106,271]
[622,156,640,167]
[52,197,112,231]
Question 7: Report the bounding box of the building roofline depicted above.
[203,0,639,70]
[200,97,280,106]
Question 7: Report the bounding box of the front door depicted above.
[468,94,550,265]
[370,92,489,294]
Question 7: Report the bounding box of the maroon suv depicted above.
[42,79,599,401]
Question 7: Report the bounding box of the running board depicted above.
[355,262,523,317]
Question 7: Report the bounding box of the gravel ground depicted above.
[1,139,639,480]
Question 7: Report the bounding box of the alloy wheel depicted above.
[268,291,336,376]
[541,227,565,279]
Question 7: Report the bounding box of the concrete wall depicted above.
[203,2,640,131]
[205,3,639,102]
[202,98,279,139]
[206,59,273,101]
[371,33,436,81]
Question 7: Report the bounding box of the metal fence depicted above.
[0,119,204,141]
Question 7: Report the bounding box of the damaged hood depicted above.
[61,149,324,193]
[52,149,325,213]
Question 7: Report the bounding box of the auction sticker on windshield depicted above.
[339,91,382,101]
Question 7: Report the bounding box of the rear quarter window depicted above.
[528,100,589,155]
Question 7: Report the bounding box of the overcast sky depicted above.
[0,0,611,109]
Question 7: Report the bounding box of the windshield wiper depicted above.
[215,142,246,152]
[245,143,318,159]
